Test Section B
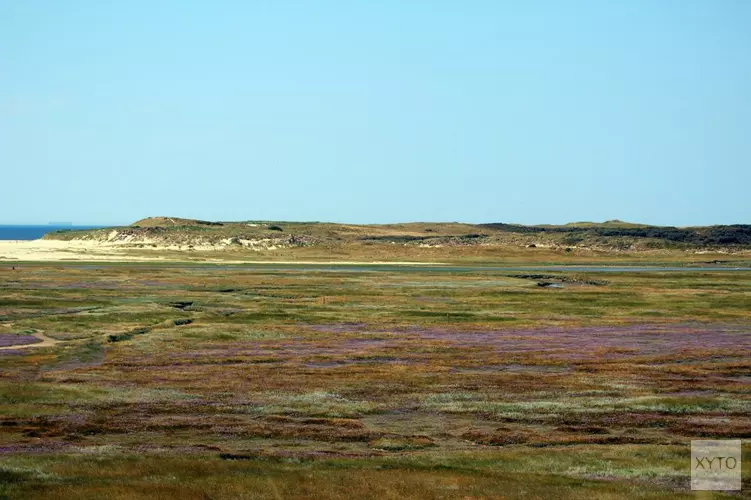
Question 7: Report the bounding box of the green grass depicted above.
[0,264,749,498]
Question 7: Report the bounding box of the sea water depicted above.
[0,225,103,240]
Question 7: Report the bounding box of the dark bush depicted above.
[107,326,152,343]
[478,223,751,246]
[360,235,429,243]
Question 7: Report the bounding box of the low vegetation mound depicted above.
[479,223,751,246]
[42,217,751,252]
[131,217,224,227]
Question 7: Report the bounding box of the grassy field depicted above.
[0,263,749,498]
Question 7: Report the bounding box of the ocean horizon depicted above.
[0,225,106,241]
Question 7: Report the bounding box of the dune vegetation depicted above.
[38,218,751,265]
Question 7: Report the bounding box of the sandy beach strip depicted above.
[0,240,443,265]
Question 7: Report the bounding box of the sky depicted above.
[1,1,749,226]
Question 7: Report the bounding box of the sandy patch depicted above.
[0,240,443,265]
[0,240,162,262]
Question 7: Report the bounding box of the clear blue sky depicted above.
[1,1,749,226]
